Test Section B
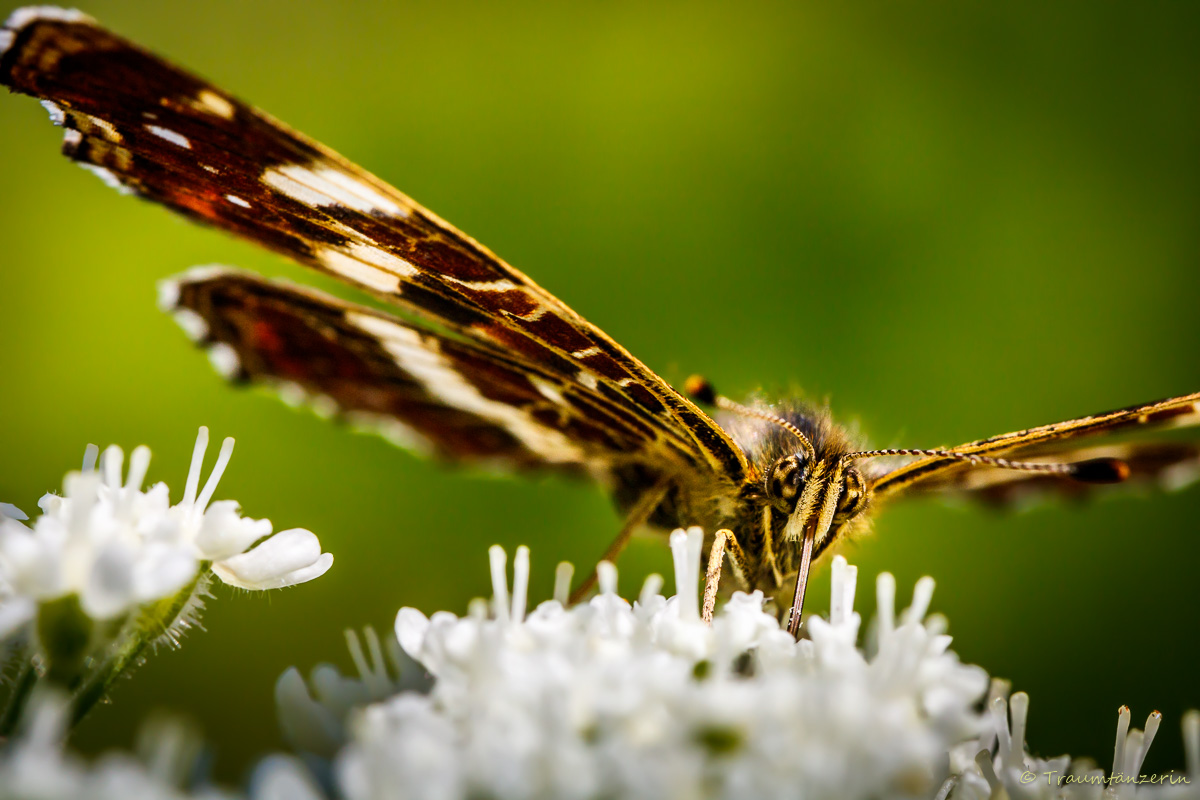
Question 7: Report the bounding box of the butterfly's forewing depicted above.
[869,393,1200,506]
[0,9,750,488]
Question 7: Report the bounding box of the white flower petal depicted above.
[131,543,199,602]
[0,520,58,597]
[395,607,430,659]
[266,553,334,589]
[251,754,328,800]
[0,596,36,639]
[81,540,137,620]
[211,529,332,590]
[0,501,28,521]
[275,667,346,757]
[192,500,272,560]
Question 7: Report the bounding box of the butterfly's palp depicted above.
[779,457,848,639]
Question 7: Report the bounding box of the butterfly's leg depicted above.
[568,478,673,605]
[702,529,750,622]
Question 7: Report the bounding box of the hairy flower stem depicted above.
[0,654,37,738]
[69,570,206,727]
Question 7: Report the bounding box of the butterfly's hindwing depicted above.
[163,269,711,495]
[0,9,750,487]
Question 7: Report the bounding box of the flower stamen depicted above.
[195,435,234,512]
[182,426,209,507]
[488,545,509,624]
[552,561,573,604]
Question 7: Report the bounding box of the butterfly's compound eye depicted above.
[766,453,808,513]
[835,466,867,522]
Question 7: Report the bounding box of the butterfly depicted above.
[4,7,1198,637]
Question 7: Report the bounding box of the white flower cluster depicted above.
[276,627,431,758]
[0,691,324,800]
[2,530,1196,799]
[336,530,990,800]
[946,690,1199,799]
[0,427,332,638]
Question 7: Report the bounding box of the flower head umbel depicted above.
[0,426,332,635]
[276,626,431,758]
[329,530,990,800]
[2,530,1195,800]
[944,691,1197,799]
[0,690,326,800]
[0,427,332,730]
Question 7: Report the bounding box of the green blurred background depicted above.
[2,0,1198,782]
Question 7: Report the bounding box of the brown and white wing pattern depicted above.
[0,8,750,487]
[162,268,674,478]
[869,393,1200,507]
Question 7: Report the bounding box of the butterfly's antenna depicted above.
[842,448,1131,484]
[685,377,1127,484]
[685,376,816,462]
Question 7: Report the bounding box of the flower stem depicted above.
[0,655,37,737]
[69,570,206,727]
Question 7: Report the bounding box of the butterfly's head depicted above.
[765,452,869,550]
[683,375,872,551]
[761,445,876,638]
